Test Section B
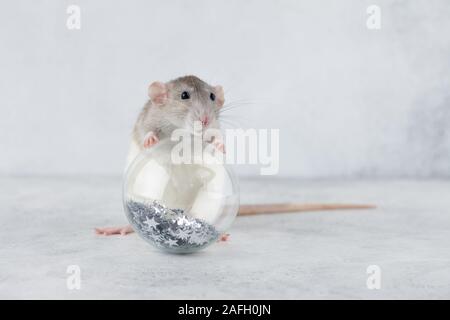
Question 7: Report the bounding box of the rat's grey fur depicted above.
[132,75,222,149]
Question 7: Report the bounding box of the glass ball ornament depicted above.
[123,138,239,254]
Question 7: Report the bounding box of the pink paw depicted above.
[95,225,134,236]
[143,132,159,148]
[217,233,230,242]
[213,141,226,153]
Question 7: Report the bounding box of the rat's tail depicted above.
[238,203,376,216]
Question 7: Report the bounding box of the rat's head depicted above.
[148,75,224,133]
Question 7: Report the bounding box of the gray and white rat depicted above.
[124,75,225,171]
[95,75,374,237]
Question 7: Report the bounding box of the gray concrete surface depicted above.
[0,176,449,299]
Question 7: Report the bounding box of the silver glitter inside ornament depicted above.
[126,199,220,252]
[123,139,239,254]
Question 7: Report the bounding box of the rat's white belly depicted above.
[124,141,233,225]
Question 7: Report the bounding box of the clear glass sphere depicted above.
[123,138,239,254]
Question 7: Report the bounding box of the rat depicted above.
[95,75,375,237]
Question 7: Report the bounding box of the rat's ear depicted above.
[148,81,168,105]
[215,85,225,107]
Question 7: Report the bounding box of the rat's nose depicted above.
[200,115,209,127]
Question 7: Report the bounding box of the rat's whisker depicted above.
[225,98,255,104]
[221,100,256,110]
[219,104,253,115]
[218,114,248,128]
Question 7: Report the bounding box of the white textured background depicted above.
[1,0,449,178]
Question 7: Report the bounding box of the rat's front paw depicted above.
[209,136,226,153]
[213,141,226,153]
[143,131,159,148]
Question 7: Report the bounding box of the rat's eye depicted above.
[181,91,190,100]
[210,93,216,101]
